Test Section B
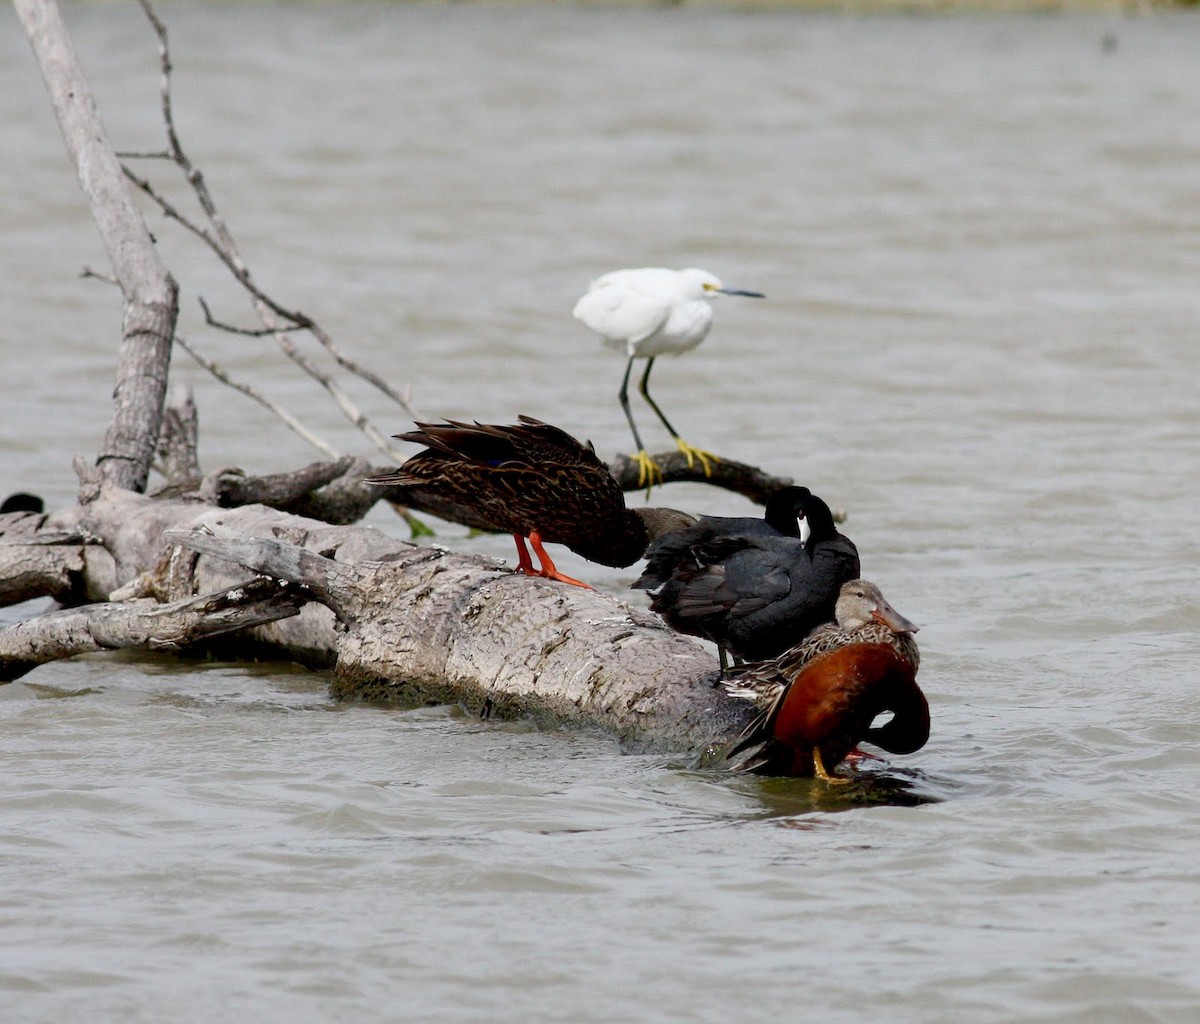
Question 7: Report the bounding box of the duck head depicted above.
[834,580,919,634]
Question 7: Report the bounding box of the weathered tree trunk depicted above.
[15,0,178,493]
[1,487,749,755]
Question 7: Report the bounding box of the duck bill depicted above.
[716,287,765,298]
[871,599,919,634]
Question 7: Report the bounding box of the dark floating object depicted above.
[367,416,694,589]
[632,487,860,666]
[1,492,44,515]
[725,580,928,781]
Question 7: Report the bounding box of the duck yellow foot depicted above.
[631,449,664,494]
[812,747,851,786]
[674,437,720,477]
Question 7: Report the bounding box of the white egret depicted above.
[572,267,764,489]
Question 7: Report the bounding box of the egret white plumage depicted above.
[572,267,764,489]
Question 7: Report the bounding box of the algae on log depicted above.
[4,486,753,755]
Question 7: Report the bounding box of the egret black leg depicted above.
[619,355,648,454]
[637,356,718,476]
[637,357,682,440]
[620,355,662,490]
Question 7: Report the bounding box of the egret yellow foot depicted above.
[812,748,850,786]
[675,437,720,477]
[631,449,664,494]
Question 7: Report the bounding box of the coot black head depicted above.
[761,485,811,537]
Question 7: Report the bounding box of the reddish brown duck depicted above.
[725,580,928,781]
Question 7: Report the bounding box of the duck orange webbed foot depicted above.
[526,532,594,590]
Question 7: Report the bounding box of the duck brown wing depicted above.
[379,418,636,558]
[510,416,607,471]
[393,419,556,470]
[725,699,778,770]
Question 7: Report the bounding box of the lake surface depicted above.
[2,4,1199,1021]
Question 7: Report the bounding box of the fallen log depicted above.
[3,485,752,755]
[2,1,768,762]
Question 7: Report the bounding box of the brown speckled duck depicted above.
[367,416,694,588]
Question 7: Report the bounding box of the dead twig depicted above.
[174,335,340,458]
[124,0,418,463]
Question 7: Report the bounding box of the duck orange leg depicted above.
[528,532,593,590]
[511,533,537,575]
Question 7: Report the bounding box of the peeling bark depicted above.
[166,524,749,752]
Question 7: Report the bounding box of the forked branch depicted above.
[122,0,418,464]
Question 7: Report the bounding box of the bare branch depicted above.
[126,0,419,463]
[210,458,358,510]
[81,265,120,287]
[0,576,309,683]
[174,335,340,458]
[16,0,178,494]
[116,149,172,161]
[600,451,838,518]
[198,296,298,337]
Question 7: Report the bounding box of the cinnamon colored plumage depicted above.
[725,580,928,781]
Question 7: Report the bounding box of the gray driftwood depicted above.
[0,577,308,683]
[15,0,178,494]
[2,486,750,754]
